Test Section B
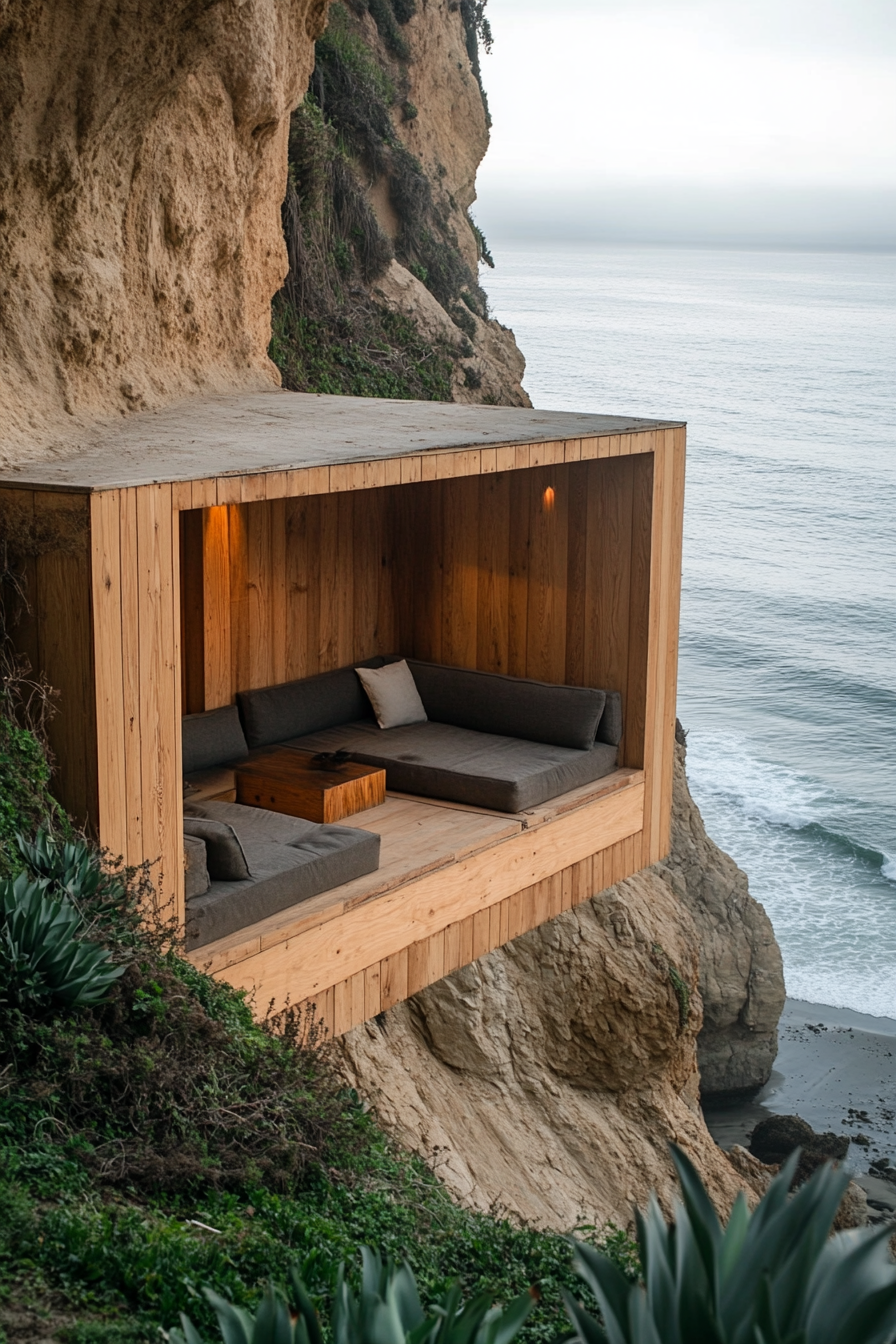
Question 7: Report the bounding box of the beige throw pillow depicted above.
[356,660,427,729]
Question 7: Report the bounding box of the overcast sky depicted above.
[474,0,896,246]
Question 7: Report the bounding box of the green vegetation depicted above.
[651,944,690,1033]
[270,0,495,400]
[0,868,124,1011]
[0,716,58,874]
[171,1247,533,1344]
[564,1145,896,1344]
[270,301,455,401]
[0,739,637,1341]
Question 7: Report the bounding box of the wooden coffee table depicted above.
[235,747,386,823]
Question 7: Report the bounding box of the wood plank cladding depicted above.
[89,487,185,922]
[1,417,683,1037]
[188,454,658,775]
[207,777,645,1016]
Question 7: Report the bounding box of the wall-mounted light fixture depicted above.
[542,486,555,514]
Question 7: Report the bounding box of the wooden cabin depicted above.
[0,391,685,1036]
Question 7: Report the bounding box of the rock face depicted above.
[658,730,785,1095]
[0,0,328,466]
[371,260,527,408]
[340,868,758,1229]
[372,0,529,407]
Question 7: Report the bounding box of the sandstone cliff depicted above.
[659,728,785,1096]
[271,0,529,406]
[338,741,785,1228]
[0,0,329,466]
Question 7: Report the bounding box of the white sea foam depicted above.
[685,731,896,1019]
[684,730,828,833]
[883,855,896,883]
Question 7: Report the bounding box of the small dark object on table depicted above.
[310,749,353,770]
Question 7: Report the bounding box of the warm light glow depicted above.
[543,486,555,513]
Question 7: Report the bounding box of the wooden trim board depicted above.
[199,777,644,1010]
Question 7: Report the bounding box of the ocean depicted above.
[484,243,896,1019]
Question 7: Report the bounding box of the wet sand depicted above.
[702,998,896,1214]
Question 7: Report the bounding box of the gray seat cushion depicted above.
[287,720,619,813]
[237,657,386,751]
[184,801,380,951]
[406,660,606,752]
[182,704,249,775]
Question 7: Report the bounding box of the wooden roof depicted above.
[0,390,683,493]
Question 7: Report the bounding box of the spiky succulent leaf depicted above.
[176,1249,532,1344]
[0,870,124,1008]
[563,1144,896,1344]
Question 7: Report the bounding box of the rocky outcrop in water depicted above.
[658,728,786,1095]
[0,0,327,466]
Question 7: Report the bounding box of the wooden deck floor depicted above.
[189,768,646,1032]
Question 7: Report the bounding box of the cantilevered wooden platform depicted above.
[0,389,685,1033]
[192,768,644,1033]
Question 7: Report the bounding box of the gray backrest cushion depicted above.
[182,704,249,775]
[597,691,623,747]
[237,657,386,749]
[183,817,250,881]
[406,660,606,752]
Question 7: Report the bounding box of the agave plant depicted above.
[0,870,124,1009]
[16,827,103,903]
[563,1144,896,1344]
[169,1246,533,1344]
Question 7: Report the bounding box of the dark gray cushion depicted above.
[288,720,619,813]
[182,705,249,775]
[184,800,323,849]
[184,834,210,899]
[183,817,250,881]
[597,691,623,747]
[237,657,386,750]
[185,822,381,950]
[406,660,606,752]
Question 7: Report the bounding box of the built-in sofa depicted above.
[181,658,623,950]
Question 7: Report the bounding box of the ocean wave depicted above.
[686,731,895,882]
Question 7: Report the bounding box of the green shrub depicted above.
[0,715,59,875]
[16,828,104,902]
[563,1145,896,1344]
[0,871,125,1010]
[171,1247,533,1344]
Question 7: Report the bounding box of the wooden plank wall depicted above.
[192,491,399,707]
[394,457,654,770]
[0,488,98,829]
[640,426,686,863]
[90,487,185,922]
[186,452,658,783]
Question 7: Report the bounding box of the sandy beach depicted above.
[703,998,896,1215]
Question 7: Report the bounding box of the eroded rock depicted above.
[749,1113,850,1187]
[658,730,786,1095]
[340,869,762,1229]
[0,0,328,465]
